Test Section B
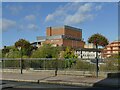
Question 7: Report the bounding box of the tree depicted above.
[31,43,60,76]
[2,46,9,57]
[7,49,21,58]
[15,39,30,48]
[15,39,33,56]
[88,33,109,77]
[63,47,78,68]
[31,43,60,58]
[63,47,78,59]
[88,33,109,47]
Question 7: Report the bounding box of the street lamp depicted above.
[95,44,99,78]
[18,47,23,74]
[80,49,82,59]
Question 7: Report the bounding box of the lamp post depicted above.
[95,44,99,78]
[80,49,82,59]
[18,47,23,74]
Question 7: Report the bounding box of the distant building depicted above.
[84,43,96,49]
[102,40,120,58]
[75,44,102,59]
[36,25,85,48]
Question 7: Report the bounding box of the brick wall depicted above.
[46,27,65,36]
[65,28,82,39]
[45,26,84,48]
[46,26,82,39]
[45,39,63,46]
[63,39,84,48]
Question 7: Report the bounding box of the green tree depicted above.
[15,39,33,56]
[88,33,109,47]
[2,46,9,57]
[7,49,21,58]
[31,43,60,58]
[63,47,78,68]
[63,46,78,59]
[2,46,22,58]
[88,33,109,77]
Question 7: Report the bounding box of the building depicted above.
[36,25,85,48]
[31,25,103,59]
[84,43,96,49]
[102,40,120,58]
[75,44,102,59]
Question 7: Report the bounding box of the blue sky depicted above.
[2,2,118,47]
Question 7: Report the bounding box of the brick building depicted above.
[102,40,120,58]
[36,25,85,48]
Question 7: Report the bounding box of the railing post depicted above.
[20,57,23,74]
[44,58,46,70]
[55,58,58,76]
[20,50,23,74]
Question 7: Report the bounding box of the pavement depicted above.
[0,71,120,89]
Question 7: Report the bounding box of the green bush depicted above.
[3,60,19,69]
[72,60,95,71]
[30,60,44,69]
[100,59,119,72]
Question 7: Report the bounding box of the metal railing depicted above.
[0,58,119,77]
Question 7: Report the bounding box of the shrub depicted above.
[72,60,95,71]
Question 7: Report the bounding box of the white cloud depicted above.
[5,5,23,14]
[78,3,93,13]
[64,14,94,25]
[24,15,36,21]
[19,23,39,31]
[95,5,102,11]
[46,14,54,22]
[45,3,102,25]
[27,24,39,31]
[2,18,16,31]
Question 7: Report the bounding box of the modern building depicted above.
[36,25,85,48]
[102,40,120,58]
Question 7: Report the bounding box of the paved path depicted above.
[1,72,102,86]
[1,72,120,89]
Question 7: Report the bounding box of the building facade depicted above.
[37,25,85,48]
[102,40,120,58]
[75,44,102,59]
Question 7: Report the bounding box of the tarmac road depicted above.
[1,80,119,90]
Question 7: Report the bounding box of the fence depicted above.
[0,58,119,77]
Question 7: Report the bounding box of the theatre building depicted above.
[36,25,85,48]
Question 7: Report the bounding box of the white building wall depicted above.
[76,51,101,59]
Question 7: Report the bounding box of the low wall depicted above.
[1,69,110,77]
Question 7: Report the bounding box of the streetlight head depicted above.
[18,47,21,50]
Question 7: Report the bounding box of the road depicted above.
[1,80,118,90]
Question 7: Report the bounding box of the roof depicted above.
[64,25,82,32]
[47,25,82,32]
[76,48,102,52]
